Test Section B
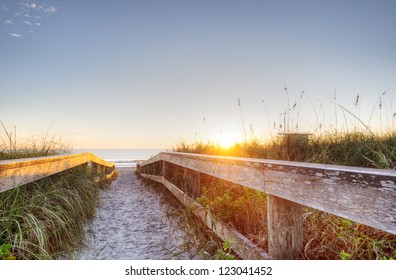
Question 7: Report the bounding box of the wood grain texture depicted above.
[0,153,115,193]
[262,162,396,234]
[268,194,303,259]
[138,152,396,234]
[183,168,201,198]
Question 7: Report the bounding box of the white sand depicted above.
[76,167,194,260]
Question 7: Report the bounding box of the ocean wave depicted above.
[111,160,138,167]
[116,163,137,167]
[111,160,138,163]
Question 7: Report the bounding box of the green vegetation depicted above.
[0,122,111,260]
[0,243,16,260]
[0,167,110,260]
[173,131,396,169]
[173,136,396,259]
[0,121,70,160]
[196,182,267,250]
[172,93,396,259]
[212,240,237,260]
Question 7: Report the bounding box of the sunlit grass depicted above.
[0,123,108,260]
[174,131,396,169]
[173,132,396,259]
[172,93,396,259]
[0,168,111,259]
[0,121,71,161]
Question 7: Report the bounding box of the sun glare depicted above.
[218,133,237,149]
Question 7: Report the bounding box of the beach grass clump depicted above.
[303,208,396,260]
[0,121,70,161]
[0,137,69,161]
[173,131,396,169]
[196,180,268,249]
[0,169,106,259]
[170,92,396,259]
[0,122,115,259]
[172,131,396,259]
[190,177,396,259]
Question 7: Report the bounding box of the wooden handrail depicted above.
[0,153,115,193]
[137,152,396,259]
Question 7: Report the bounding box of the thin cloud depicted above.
[45,6,58,15]
[1,2,59,39]
[21,2,58,15]
[10,33,22,38]
[24,2,37,10]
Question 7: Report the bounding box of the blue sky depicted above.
[1,0,395,148]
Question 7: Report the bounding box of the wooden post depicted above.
[91,162,98,175]
[163,161,168,180]
[183,168,201,198]
[105,166,111,174]
[267,194,303,259]
[159,161,164,176]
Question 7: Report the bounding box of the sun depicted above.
[218,133,237,149]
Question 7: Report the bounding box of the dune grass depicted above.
[0,168,110,259]
[0,121,70,161]
[196,183,396,259]
[0,137,69,161]
[172,133,396,259]
[0,122,110,259]
[173,131,396,169]
[171,92,396,259]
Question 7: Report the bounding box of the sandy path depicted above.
[77,167,189,260]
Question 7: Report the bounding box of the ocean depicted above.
[73,149,165,167]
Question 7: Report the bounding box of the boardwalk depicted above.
[77,168,192,260]
[3,152,395,260]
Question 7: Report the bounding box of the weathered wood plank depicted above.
[139,152,396,235]
[0,153,115,193]
[160,153,265,191]
[139,173,273,260]
[183,168,201,198]
[268,194,303,259]
[263,165,396,235]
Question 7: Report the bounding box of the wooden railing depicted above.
[136,152,396,260]
[0,153,115,193]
